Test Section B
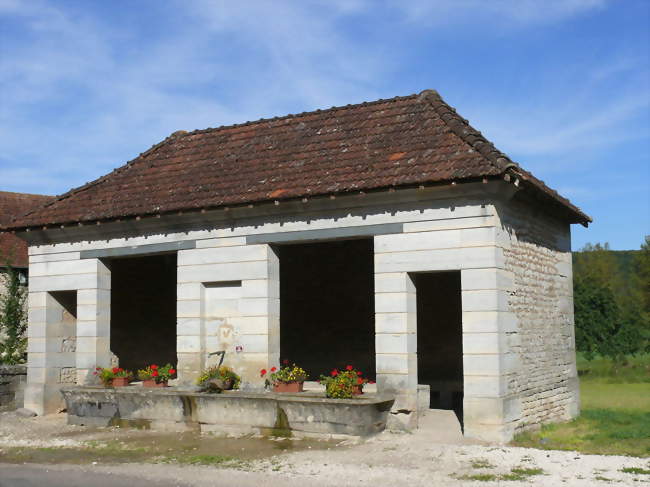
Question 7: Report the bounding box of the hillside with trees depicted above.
[573,237,650,361]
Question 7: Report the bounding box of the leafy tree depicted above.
[573,238,649,361]
[0,263,28,365]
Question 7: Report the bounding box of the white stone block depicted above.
[462,311,517,333]
[177,300,201,318]
[76,336,110,354]
[177,318,201,336]
[75,320,110,337]
[403,215,495,233]
[374,273,410,293]
[177,261,268,282]
[235,334,269,354]
[375,333,416,354]
[195,236,247,248]
[229,316,270,334]
[464,374,507,398]
[178,245,268,266]
[462,289,509,312]
[177,335,202,353]
[238,298,268,316]
[28,292,48,308]
[177,283,201,300]
[375,293,415,313]
[27,323,47,338]
[375,312,416,334]
[461,268,514,291]
[376,353,416,374]
[29,259,96,277]
[241,279,275,298]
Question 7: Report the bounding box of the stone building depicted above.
[2,90,590,442]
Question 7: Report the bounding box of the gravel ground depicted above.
[0,411,648,486]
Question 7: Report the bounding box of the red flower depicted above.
[112,367,119,374]
[331,369,338,377]
[260,369,267,377]
[150,364,158,370]
[346,365,353,371]
[93,372,98,375]
[270,367,277,372]
[117,368,123,373]
[369,380,376,384]
[357,378,363,385]
[95,367,102,371]
[357,371,362,376]
[282,359,289,365]
[152,371,159,377]
[169,369,176,375]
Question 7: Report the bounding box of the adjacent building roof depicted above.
[0,191,54,267]
[2,90,590,231]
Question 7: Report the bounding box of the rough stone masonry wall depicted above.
[498,199,579,432]
[0,365,26,410]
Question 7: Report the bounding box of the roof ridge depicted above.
[186,93,419,136]
[417,89,518,174]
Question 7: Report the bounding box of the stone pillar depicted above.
[25,291,79,414]
[75,259,112,385]
[176,243,279,387]
[461,268,519,442]
[375,272,418,430]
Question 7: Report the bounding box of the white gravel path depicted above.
[0,411,648,486]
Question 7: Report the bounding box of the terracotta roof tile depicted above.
[0,191,54,267]
[3,90,590,231]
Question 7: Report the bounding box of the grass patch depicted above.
[470,458,494,469]
[577,353,650,383]
[620,467,650,475]
[512,356,650,457]
[457,466,544,482]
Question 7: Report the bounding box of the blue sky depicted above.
[1,0,648,250]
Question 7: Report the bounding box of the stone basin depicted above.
[61,386,395,438]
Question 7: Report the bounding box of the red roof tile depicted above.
[3,90,590,231]
[0,191,53,267]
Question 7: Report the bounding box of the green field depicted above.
[512,354,650,457]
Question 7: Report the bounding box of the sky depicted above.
[0,0,648,250]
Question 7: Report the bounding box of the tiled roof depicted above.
[3,90,590,231]
[0,191,53,267]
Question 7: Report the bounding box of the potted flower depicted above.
[93,367,133,387]
[261,360,308,393]
[197,365,241,393]
[319,365,373,399]
[137,363,176,387]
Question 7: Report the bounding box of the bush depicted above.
[0,265,27,365]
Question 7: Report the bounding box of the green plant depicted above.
[196,365,241,390]
[93,367,133,386]
[137,363,176,383]
[0,264,27,365]
[319,365,373,399]
[260,360,307,386]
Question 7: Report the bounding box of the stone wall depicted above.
[497,197,579,433]
[0,365,26,410]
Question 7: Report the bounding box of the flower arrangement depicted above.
[261,360,308,392]
[319,365,373,399]
[197,365,241,393]
[93,366,133,387]
[137,363,176,386]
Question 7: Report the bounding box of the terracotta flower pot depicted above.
[142,379,167,388]
[352,385,363,395]
[111,377,130,387]
[273,381,304,393]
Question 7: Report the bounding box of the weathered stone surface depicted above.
[61,386,394,438]
[15,407,36,417]
[0,365,27,410]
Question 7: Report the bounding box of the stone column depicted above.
[176,243,279,387]
[75,259,112,385]
[374,271,418,430]
[461,268,519,442]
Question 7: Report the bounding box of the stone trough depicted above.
[61,386,395,438]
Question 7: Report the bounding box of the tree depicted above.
[0,264,27,364]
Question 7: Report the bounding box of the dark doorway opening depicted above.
[279,239,375,380]
[109,253,177,371]
[415,271,463,423]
